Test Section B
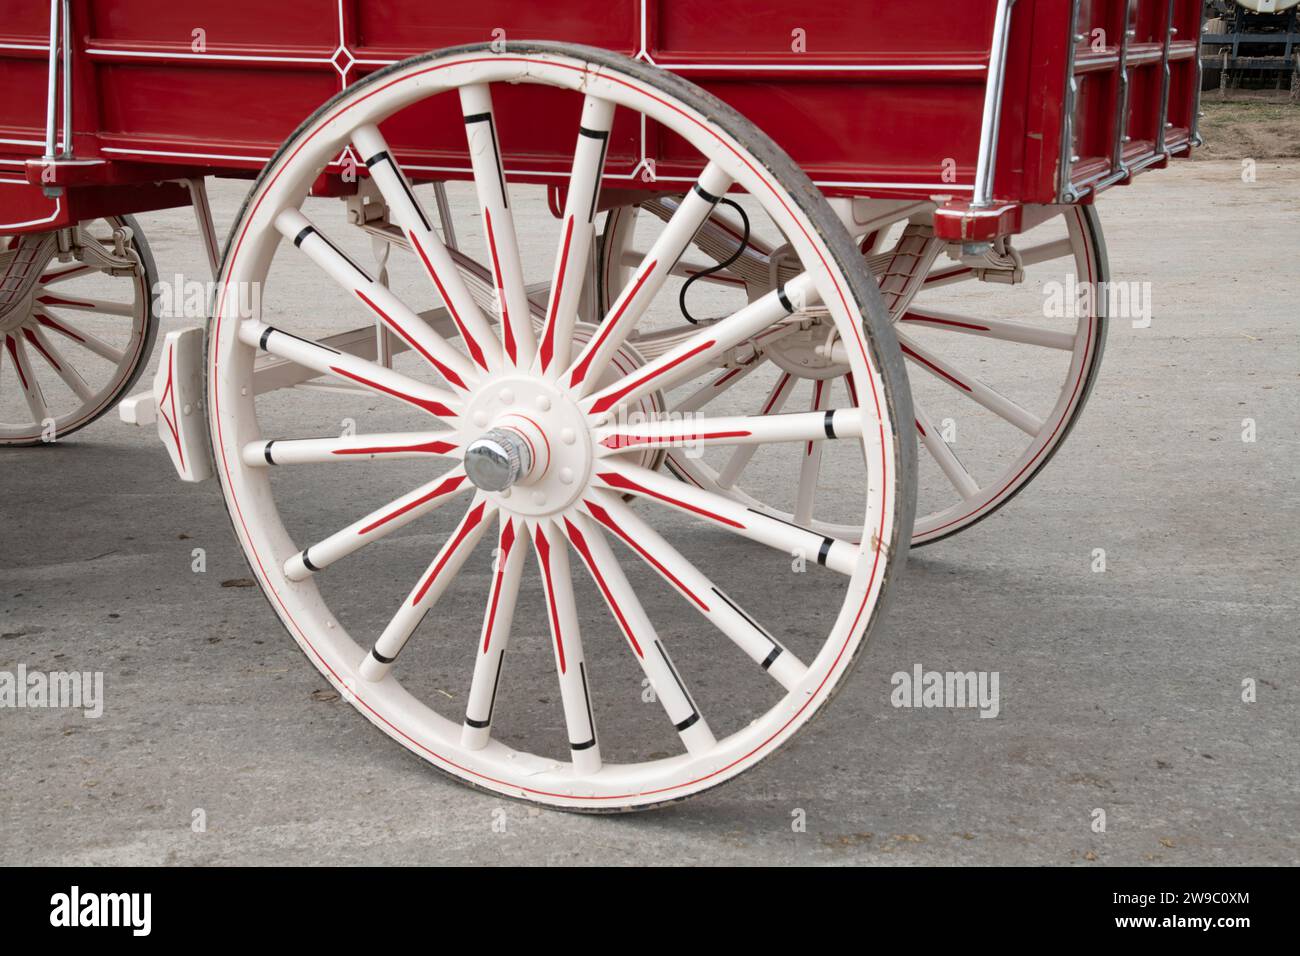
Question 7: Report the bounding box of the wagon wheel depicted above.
[207,42,914,810]
[0,216,157,445]
[602,200,1106,545]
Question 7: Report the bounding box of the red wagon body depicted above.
[1,0,1202,238]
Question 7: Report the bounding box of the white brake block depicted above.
[119,326,213,482]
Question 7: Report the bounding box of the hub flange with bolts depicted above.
[460,375,592,517]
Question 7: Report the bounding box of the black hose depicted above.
[679,198,750,325]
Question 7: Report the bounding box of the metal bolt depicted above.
[464,427,532,492]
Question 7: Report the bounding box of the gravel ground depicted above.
[1,159,1297,866]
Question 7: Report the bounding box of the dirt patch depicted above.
[1196,96,1300,160]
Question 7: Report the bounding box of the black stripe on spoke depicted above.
[587,133,610,224]
[367,150,434,232]
[311,229,373,283]
[292,225,314,248]
[823,410,836,439]
[579,661,597,741]
[263,441,277,465]
[578,126,609,140]
[693,183,722,205]
[262,326,342,356]
[371,647,396,665]
[709,587,781,664]
[477,650,505,728]
[464,716,490,729]
[655,640,700,731]
[464,112,509,209]
[745,507,819,538]
[777,284,795,314]
[300,549,319,573]
[817,538,833,567]
[570,738,597,751]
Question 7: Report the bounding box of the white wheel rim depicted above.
[208,46,909,809]
[0,217,152,444]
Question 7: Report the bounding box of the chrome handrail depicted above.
[42,0,74,162]
[972,0,1018,208]
[61,0,72,158]
[43,0,59,159]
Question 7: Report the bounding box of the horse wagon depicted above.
[0,1,1204,809]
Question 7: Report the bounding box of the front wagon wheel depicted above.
[0,216,157,445]
[207,42,915,811]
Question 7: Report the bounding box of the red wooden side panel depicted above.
[0,1,1202,234]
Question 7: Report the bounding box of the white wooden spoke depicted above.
[561,512,716,755]
[670,360,761,415]
[461,516,526,750]
[274,208,476,391]
[627,317,798,365]
[460,83,536,367]
[37,263,95,285]
[718,371,795,489]
[359,497,496,681]
[914,402,980,501]
[432,182,457,249]
[795,378,834,525]
[594,405,862,456]
[536,95,615,375]
[580,491,808,691]
[565,162,734,394]
[531,520,601,776]
[284,468,471,581]
[900,307,1077,350]
[34,312,125,364]
[23,326,94,403]
[593,461,859,575]
[584,273,817,418]
[4,334,47,426]
[351,125,501,373]
[238,319,460,422]
[896,330,1044,436]
[242,430,458,467]
[34,292,133,317]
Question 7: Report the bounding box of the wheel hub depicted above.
[0,286,37,334]
[765,317,848,380]
[459,374,591,517]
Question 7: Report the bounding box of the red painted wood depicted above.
[0,0,1202,235]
